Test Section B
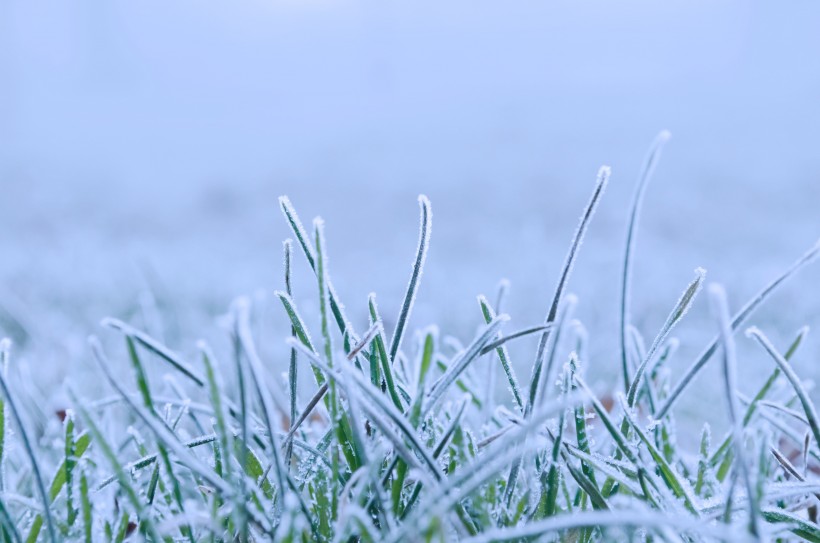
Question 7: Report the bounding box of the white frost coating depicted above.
[389,195,432,362]
[527,167,609,422]
[461,510,755,543]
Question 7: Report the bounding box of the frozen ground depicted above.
[1,1,819,428]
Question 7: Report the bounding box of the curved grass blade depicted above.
[0,500,21,543]
[709,285,761,538]
[102,318,205,387]
[279,196,355,342]
[526,165,610,418]
[478,296,524,412]
[424,314,508,415]
[478,324,550,357]
[619,131,671,392]
[274,291,316,354]
[627,267,705,407]
[656,238,820,419]
[762,509,820,543]
[617,394,699,515]
[747,326,820,454]
[389,195,432,362]
[709,326,808,472]
[0,340,57,543]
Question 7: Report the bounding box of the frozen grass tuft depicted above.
[1,146,820,542]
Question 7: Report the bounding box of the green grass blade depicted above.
[369,294,405,412]
[69,387,164,541]
[283,239,298,466]
[234,299,288,511]
[102,318,205,387]
[424,315,508,415]
[0,499,21,543]
[199,341,233,483]
[79,472,92,543]
[526,166,610,418]
[747,326,820,455]
[279,196,355,342]
[478,296,523,411]
[0,340,58,543]
[627,267,705,408]
[617,394,699,515]
[574,376,638,466]
[762,509,820,542]
[389,195,432,362]
[90,339,231,494]
[656,239,820,419]
[709,326,808,473]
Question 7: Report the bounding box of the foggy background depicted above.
[1,0,819,423]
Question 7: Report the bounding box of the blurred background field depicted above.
[1,1,819,425]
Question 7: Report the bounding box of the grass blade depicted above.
[90,338,231,494]
[389,195,432,362]
[284,238,299,466]
[424,315,508,415]
[709,284,761,538]
[0,340,57,543]
[656,238,820,419]
[478,295,524,411]
[746,326,820,454]
[279,196,356,343]
[527,166,610,417]
[619,130,671,392]
[102,318,205,387]
[627,267,705,407]
[69,386,164,541]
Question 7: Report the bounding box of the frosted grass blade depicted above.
[369,294,404,411]
[284,238,298,466]
[627,267,705,407]
[620,131,671,391]
[389,195,432,361]
[0,340,57,543]
[747,326,820,453]
[527,166,610,417]
[478,295,524,411]
[709,285,761,538]
[657,239,820,419]
[102,318,205,387]
[279,196,356,342]
[424,314,508,415]
[90,338,231,494]
[461,510,753,543]
[69,387,164,542]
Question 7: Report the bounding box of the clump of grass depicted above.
[1,135,820,542]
